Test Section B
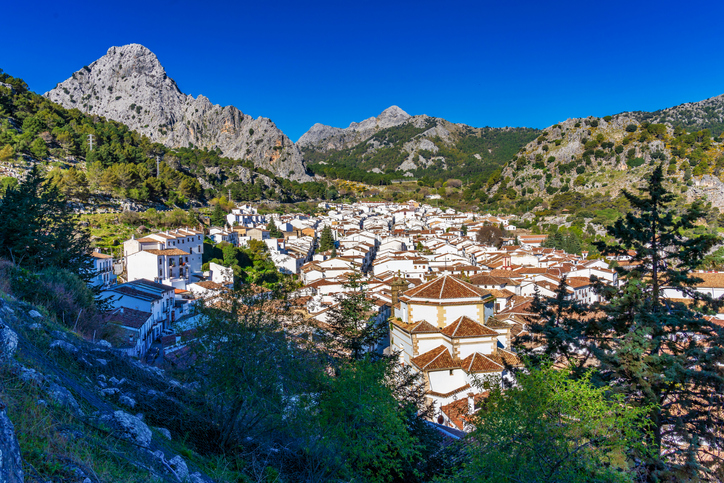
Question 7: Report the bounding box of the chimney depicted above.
[120,307,124,314]
[467,393,475,415]
[390,276,408,307]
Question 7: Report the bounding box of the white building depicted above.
[226,205,265,227]
[389,275,521,428]
[102,279,176,353]
[124,228,204,289]
[90,250,116,288]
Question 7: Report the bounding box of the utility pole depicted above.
[156,155,160,178]
[228,188,231,202]
[87,134,94,151]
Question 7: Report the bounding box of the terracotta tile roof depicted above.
[411,320,440,333]
[427,383,472,399]
[488,288,515,298]
[459,352,504,373]
[411,346,457,371]
[484,316,511,330]
[193,281,224,290]
[510,323,526,337]
[489,348,522,367]
[401,275,492,302]
[144,248,190,256]
[439,392,489,431]
[566,277,592,288]
[91,251,112,259]
[488,269,521,278]
[441,316,498,338]
[694,272,724,288]
[467,273,509,286]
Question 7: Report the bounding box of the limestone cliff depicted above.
[45,44,311,181]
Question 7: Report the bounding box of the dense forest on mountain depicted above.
[0,70,329,204]
[304,119,539,186]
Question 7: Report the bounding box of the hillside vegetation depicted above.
[626,92,724,137]
[304,116,539,186]
[482,114,724,215]
[0,70,329,206]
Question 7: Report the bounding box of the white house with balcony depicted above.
[90,250,116,288]
[124,228,204,289]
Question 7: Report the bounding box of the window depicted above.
[449,370,454,376]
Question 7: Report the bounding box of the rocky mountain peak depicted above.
[297,105,412,151]
[45,44,310,181]
[377,105,410,126]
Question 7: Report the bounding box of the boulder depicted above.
[28,309,42,318]
[46,382,84,416]
[50,339,78,355]
[168,455,189,481]
[119,394,136,409]
[10,363,45,385]
[0,399,24,483]
[0,325,18,363]
[100,411,152,448]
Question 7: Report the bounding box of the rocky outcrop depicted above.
[0,399,24,483]
[45,44,311,181]
[100,410,153,448]
[0,324,18,363]
[297,105,411,151]
[627,93,724,134]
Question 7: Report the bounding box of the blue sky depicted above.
[3,0,724,141]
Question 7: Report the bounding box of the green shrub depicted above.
[0,262,100,333]
[626,124,637,132]
[627,157,645,168]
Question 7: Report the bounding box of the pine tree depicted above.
[521,165,724,480]
[322,273,387,363]
[0,165,92,278]
[319,225,334,251]
[210,203,227,227]
[266,219,282,238]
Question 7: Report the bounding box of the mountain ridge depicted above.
[45,44,311,182]
[297,105,412,150]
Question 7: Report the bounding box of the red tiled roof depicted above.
[91,251,112,259]
[441,316,498,338]
[459,352,504,373]
[411,346,457,371]
[484,316,511,330]
[144,248,190,256]
[401,275,492,302]
[440,392,489,431]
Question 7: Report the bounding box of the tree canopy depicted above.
[0,165,92,278]
[520,165,724,480]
